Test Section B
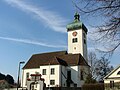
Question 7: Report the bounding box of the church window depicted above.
[117,71,120,75]
[42,69,46,75]
[50,80,55,85]
[26,72,29,79]
[51,68,55,75]
[72,38,77,43]
[84,39,86,44]
[81,71,84,80]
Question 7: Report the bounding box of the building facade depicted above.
[104,65,120,83]
[21,12,89,89]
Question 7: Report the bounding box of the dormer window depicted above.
[117,71,120,75]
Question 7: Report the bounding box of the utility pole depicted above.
[17,61,25,90]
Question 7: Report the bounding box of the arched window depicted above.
[117,71,120,75]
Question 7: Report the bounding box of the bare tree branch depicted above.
[74,0,120,55]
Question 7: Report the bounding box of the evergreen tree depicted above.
[0,73,6,80]
[0,73,15,85]
[6,74,14,85]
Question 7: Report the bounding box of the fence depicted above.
[3,88,16,90]
[82,83,104,90]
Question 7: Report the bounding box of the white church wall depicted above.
[22,65,89,88]
[72,65,89,87]
[68,29,83,55]
[82,30,88,61]
[40,65,61,87]
[68,29,88,61]
[71,66,83,87]
[61,66,67,87]
[22,68,40,88]
[71,66,78,83]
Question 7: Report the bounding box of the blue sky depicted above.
[0,0,119,81]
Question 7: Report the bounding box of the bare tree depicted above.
[87,52,113,83]
[88,52,98,79]
[73,0,120,55]
[95,57,114,82]
[85,51,98,83]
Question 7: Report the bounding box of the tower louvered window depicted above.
[72,38,77,43]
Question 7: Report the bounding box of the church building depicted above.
[22,12,90,89]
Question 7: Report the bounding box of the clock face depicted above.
[72,31,77,37]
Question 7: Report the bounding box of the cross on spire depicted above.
[74,12,80,22]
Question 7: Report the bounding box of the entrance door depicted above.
[30,83,37,90]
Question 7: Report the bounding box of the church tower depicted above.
[67,12,88,61]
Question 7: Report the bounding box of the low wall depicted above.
[4,88,27,90]
[45,87,81,90]
[4,88,16,90]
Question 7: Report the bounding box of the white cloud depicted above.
[0,36,67,48]
[4,0,68,33]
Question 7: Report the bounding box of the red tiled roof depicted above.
[23,51,89,69]
[0,80,7,83]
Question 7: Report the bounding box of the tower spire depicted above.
[74,12,80,22]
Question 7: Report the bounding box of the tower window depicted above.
[72,38,77,43]
[83,33,86,38]
[84,39,86,44]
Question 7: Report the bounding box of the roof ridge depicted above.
[33,50,67,56]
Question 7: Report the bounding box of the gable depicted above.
[104,65,120,79]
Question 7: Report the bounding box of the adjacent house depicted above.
[0,80,9,88]
[21,12,90,89]
[104,64,120,89]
